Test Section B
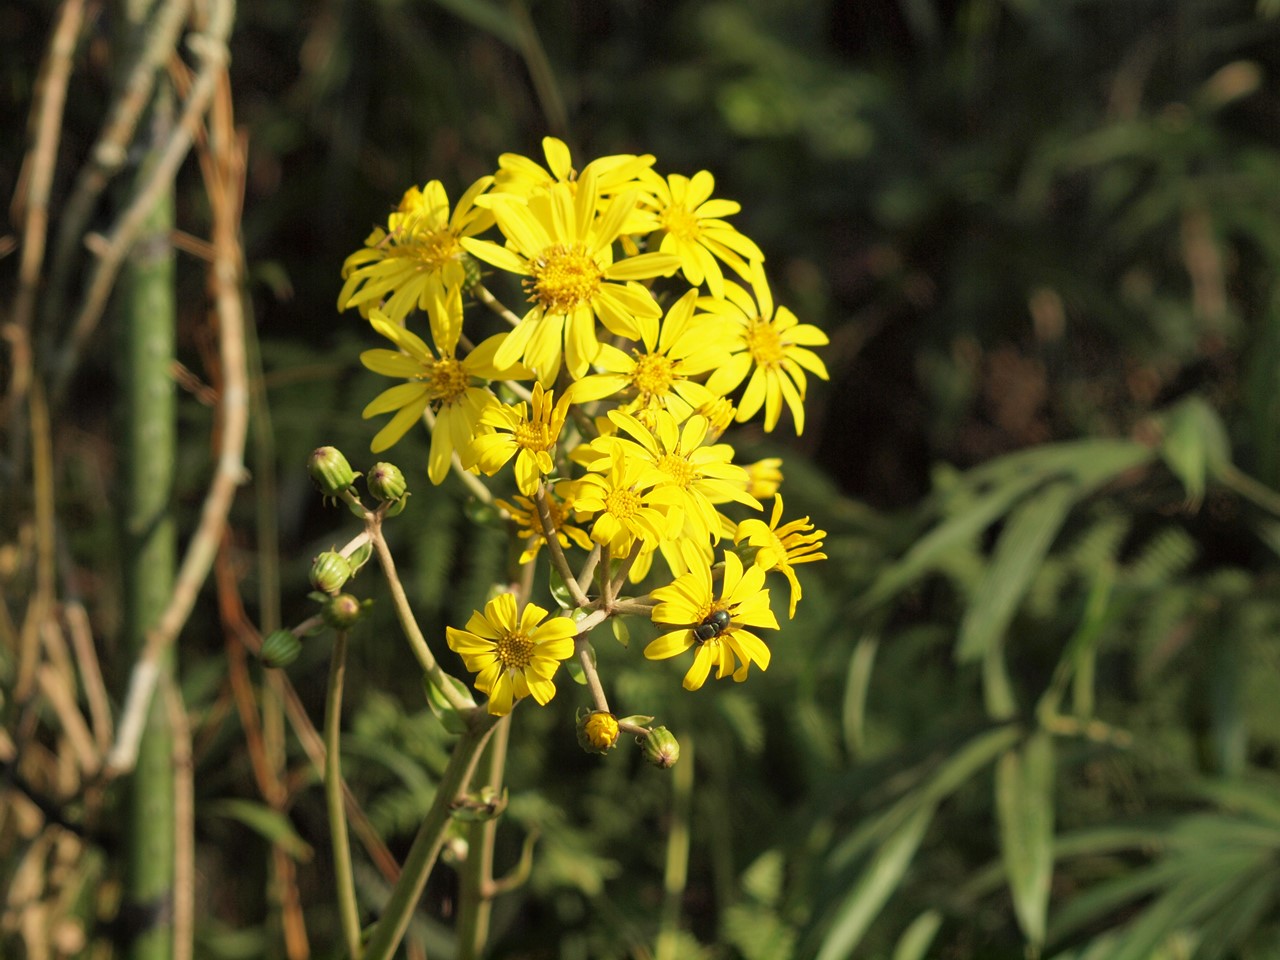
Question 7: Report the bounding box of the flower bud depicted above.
[310,550,353,595]
[745,458,784,501]
[308,446,358,497]
[461,253,483,292]
[260,629,302,668]
[322,592,365,629]
[367,462,408,503]
[640,726,680,769]
[576,710,620,754]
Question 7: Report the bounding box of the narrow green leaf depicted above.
[842,633,878,756]
[203,799,313,862]
[892,909,943,960]
[816,804,935,960]
[424,673,473,734]
[957,480,1076,663]
[548,567,573,610]
[1158,395,1232,507]
[996,732,1056,946]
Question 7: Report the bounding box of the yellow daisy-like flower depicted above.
[472,383,571,495]
[632,168,765,300]
[645,552,778,690]
[568,289,734,428]
[594,409,760,545]
[359,287,504,483]
[701,261,830,434]
[339,177,495,324]
[446,594,577,716]
[569,450,674,558]
[485,136,656,206]
[495,483,593,565]
[460,173,681,385]
[735,494,827,618]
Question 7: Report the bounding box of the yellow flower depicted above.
[495,484,594,565]
[645,552,778,690]
[358,287,505,483]
[744,458,784,500]
[472,383,571,495]
[701,261,830,434]
[632,168,764,300]
[593,409,760,545]
[568,450,674,558]
[485,136,656,206]
[567,289,734,427]
[339,177,494,323]
[735,495,827,618]
[460,174,681,385]
[446,594,578,716]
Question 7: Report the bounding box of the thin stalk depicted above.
[325,630,362,960]
[655,735,694,960]
[456,716,511,960]
[363,714,500,960]
[121,72,177,960]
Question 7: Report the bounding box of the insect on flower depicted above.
[693,609,732,644]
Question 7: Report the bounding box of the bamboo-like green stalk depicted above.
[120,80,177,960]
[655,735,694,960]
[325,629,363,959]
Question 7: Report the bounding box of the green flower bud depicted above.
[367,462,408,503]
[310,550,353,595]
[308,446,358,498]
[640,726,680,769]
[260,629,302,668]
[576,709,620,754]
[322,592,365,629]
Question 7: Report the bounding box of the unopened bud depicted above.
[576,710,620,754]
[310,551,353,595]
[461,253,483,292]
[323,592,366,629]
[308,446,358,498]
[260,629,302,668]
[367,462,408,503]
[640,726,680,768]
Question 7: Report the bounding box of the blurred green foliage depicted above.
[9,0,1280,957]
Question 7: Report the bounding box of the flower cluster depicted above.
[340,138,828,715]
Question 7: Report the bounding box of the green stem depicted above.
[363,714,500,960]
[655,735,693,960]
[456,715,511,960]
[325,630,362,960]
[535,483,591,607]
[369,523,474,712]
[120,62,176,960]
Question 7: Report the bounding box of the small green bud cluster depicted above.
[640,726,680,768]
[260,629,303,669]
[310,550,353,595]
[307,446,359,498]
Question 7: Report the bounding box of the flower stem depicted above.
[369,521,474,713]
[325,629,362,959]
[655,734,694,960]
[535,483,591,607]
[362,714,500,960]
[456,715,511,960]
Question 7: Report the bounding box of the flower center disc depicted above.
[495,631,534,669]
[632,353,676,397]
[428,357,470,404]
[660,204,699,241]
[745,318,785,367]
[514,421,548,451]
[527,243,603,314]
[656,453,695,488]
[603,486,642,521]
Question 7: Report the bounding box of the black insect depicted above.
[693,609,732,644]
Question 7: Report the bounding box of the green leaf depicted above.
[842,633,878,756]
[346,541,374,575]
[816,803,934,960]
[996,731,1056,947]
[957,480,1076,663]
[548,567,573,610]
[424,672,474,734]
[610,616,630,648]
[892,909,943,960]
[203,799,313,862]
[1158,395,1232,508]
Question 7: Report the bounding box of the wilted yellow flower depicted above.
[446,594,577,716]
[495,484,593,565]
[339,178,494,323]
[645,552,778,690]
[701,261,829,434]
[735,494,826,618]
